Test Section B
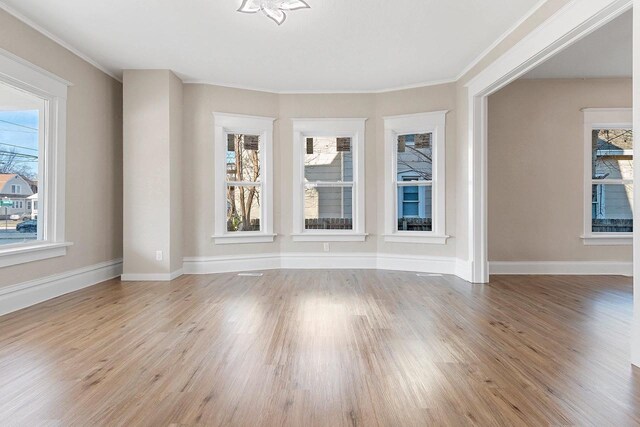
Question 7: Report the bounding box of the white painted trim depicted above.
[0,259,123,317]
[455,0,549,81]
[213,233,276,244]
[0,1,121,82]
[0,46,70,266]
[383,234,449,244]
[182,78,458,95]
[291,233,368,242]
[376,253,457,274]
[582,108,633,242]
[183,254,281,274]
[465,0,632,284]
[0,242,72,268]
[120,268,183,282]
[291,119,367,239]
[213,113,275,243]
[631,0,640,368]
[183,253,460,276]
[383,111,447,242]
[489,261,632,276]
[281,252,377,270]
[581,235,633,245]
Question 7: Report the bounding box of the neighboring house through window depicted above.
[582,108,633,245]
[384,111,448,244]
[292,119,367,241]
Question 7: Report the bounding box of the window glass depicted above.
[396,134,433,232]
[0,81,43,245]
[591,129,633,233]
[226,184,261,232]
[591,183,633,232]
[592,129,633,180]
[396,133,432,181]
[303,137,354,230]
[226,134,260,183]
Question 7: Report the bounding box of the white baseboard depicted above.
[183,252,461,276]
[183,254,281,275]
[120,268,184,282]
[376,253,457,274]
[489,261,633,276]
[0,258,123,317]
[282,252,377,270]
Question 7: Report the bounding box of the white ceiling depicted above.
[0,0,543,92]
[523,10,632,79]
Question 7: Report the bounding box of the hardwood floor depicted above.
[0,271,639,426]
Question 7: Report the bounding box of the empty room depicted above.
[0,0,639,425]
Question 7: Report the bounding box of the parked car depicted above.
[9,214,20,220]
[16,219,37,233]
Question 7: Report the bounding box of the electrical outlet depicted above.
[323,243,330,252]
[156,250,163,261]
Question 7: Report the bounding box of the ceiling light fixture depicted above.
[237,0,310,25]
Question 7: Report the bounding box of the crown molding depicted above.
[0,1,121,82]
[455,0,549,82]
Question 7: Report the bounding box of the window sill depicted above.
[0,241,73,268]
[580,235,632,246]
[384,234,450,244]
[291,233,368,242]
[213,234,276,245]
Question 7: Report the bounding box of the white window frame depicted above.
[213,112,275,244]
[582,108,633,246]
[0,48,71,267]
[11,184,20,194]
[383,111,448,244]
[291,118,367,242]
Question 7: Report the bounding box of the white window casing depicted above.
[0,48,71,267]
[383,111,449,244]
[582,108,633,246]
[291,118,367,242]
[213,112,276,244]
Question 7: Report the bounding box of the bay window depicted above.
[213,113,275,244]
[292,119,366,241]
[384,111,448,244]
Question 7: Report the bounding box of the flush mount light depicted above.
[237,0,310,25]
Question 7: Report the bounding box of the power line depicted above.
[0,142,38,152]
[0,119,37,132]
[0,127,36,134]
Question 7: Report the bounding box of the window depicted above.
[292,119,366,241]
[384,111,448,244]
[213,113,275,244]
[582,108,633,245]
[0,50,70,267]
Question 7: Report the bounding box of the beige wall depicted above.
[454,0,575,263]
[488,78,633,262]
[182,83,457,258]
[123,70,183,276]
[182,85,279,257]
[169,72,184,273]
[0,10,122,288]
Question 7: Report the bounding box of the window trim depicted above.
[291,118,367,242]
[383,111,448,244]
[0,47,71,267]
[212,112,276,245]
[581,108,633,246]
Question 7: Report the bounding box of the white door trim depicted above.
[464,0,633,283]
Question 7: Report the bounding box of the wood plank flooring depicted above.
[0,271,639,426]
